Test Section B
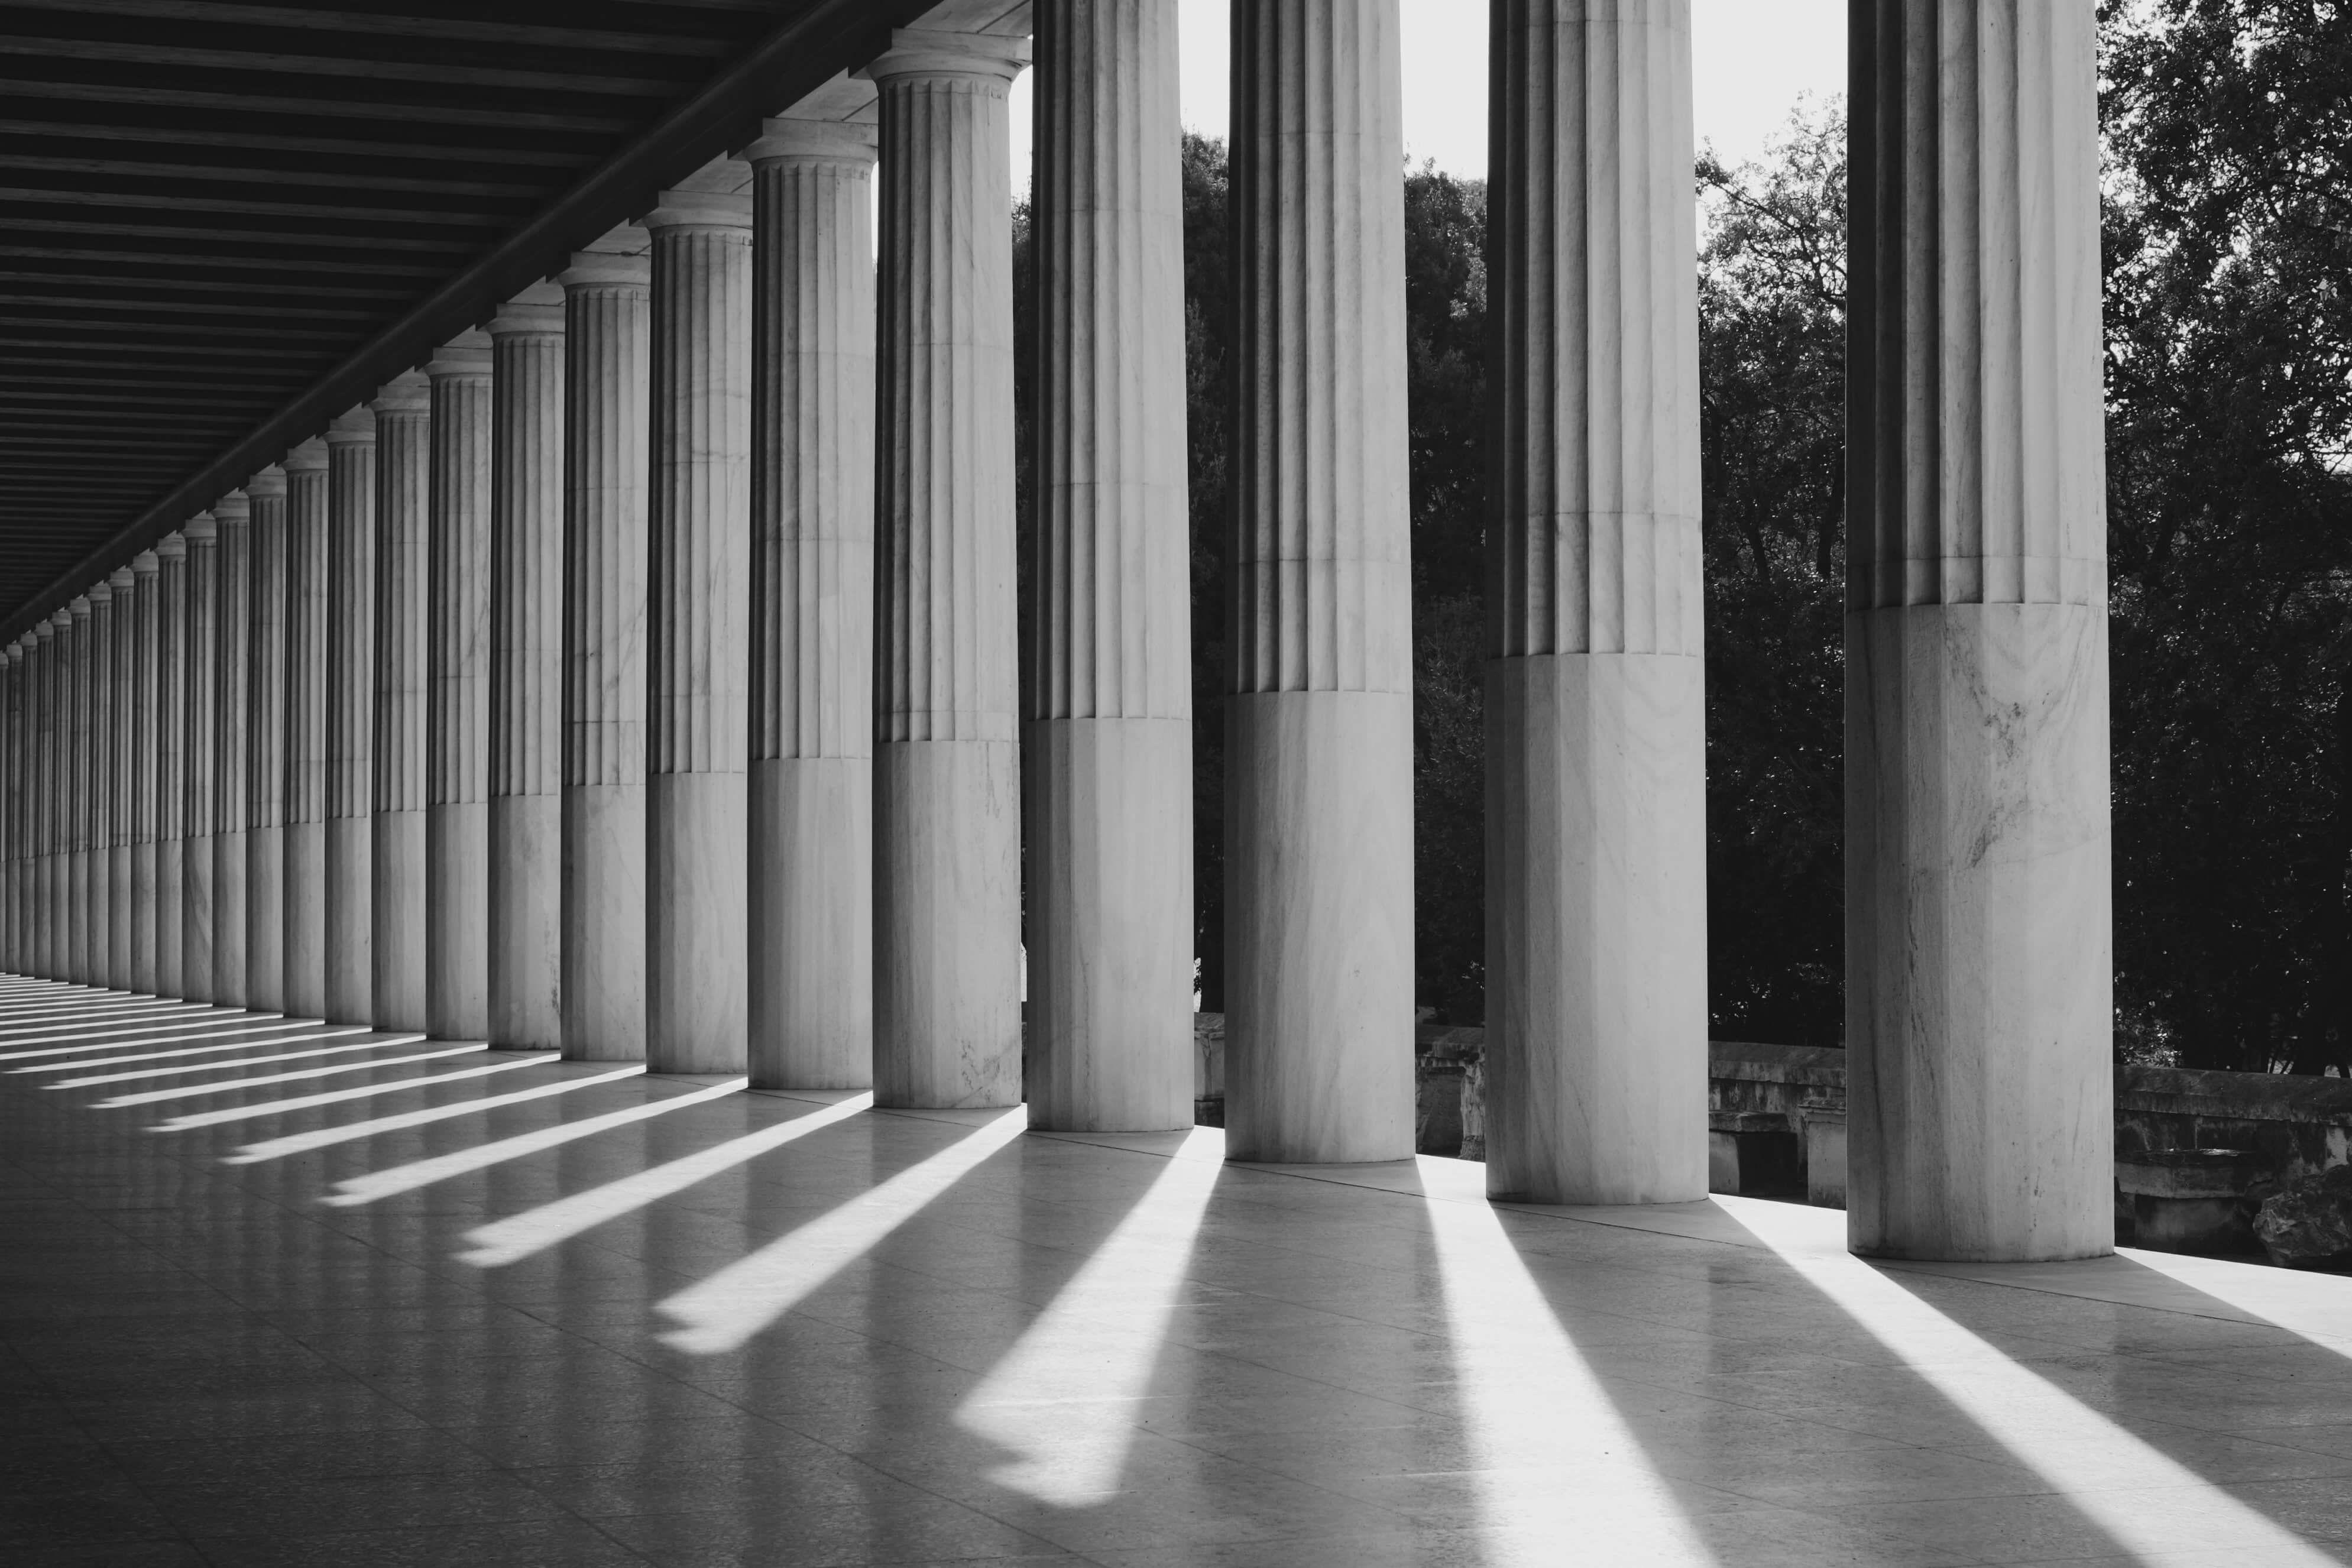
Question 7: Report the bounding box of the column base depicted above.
[283,821,326,1018]
[324,815,372,1024]
[371,810,426,1032]
[245,825,284,1013]
[426,801,490,1041]
[129,841,156,994]
[154,841,183,999]
[183,832,215,1002]
[561,781,646,1062]
[647,772,746,1074]
[108,845,131,993]
[215,828,248,1009]
[749,757,871,1091]
[489,793,562,1051]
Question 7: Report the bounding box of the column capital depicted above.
[370,370,431,416]
[213,490,251,527]
[155,532,186,561]
[326,405,376,446]
[183,511,218,543]
[132,549,160,576]
[34,615,56,639]
[84,582,111,606]
[640,166,753,231]
[862,27,1029,85]
[425,326,494,380]
[488,279,565,338]
[107,566,135,593]
[743,115,877,167]
[286,436,331,472]
[246,464,287,500]
[559,251,652,289]
[57,604,80,626]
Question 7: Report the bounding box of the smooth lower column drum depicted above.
[1224,0,1416,1162]
[106,566,137,989]
[283,438,331,1018]
[128,550,160,993]
[372,372,432,1033]
[153,534,187,997]
[2,642,21,973]
[1846,0,2113,1262]
[1483,0,1708,1204]
[324,409,377,1024]
[744,111,877,1091]
[86,583,119,990]
[487,285,566,1051]
[426,331,494,1042]
[1025,0,1194,1132]
[212,490,252,1007]
[40,615,66,981]
[643,172,753,1075]
[244,466,289,1012]
[181,517,219,1001]
[66,596,90,985]
[559,239,651,1062]
[870,30,1028,1109]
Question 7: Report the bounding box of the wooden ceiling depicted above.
[0,0,934,636]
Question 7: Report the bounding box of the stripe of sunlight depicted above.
[0,1003,217,1039]
[0,996,200,1026]
[22,1029,364,1081]
[455,1092,874,1267]
[95,1040,474,1107]
[2119,1246,2352,1366]
[216,1064,645,1161]
[151,1054,558,1133]
[321,1075,751,1207]
[655,1107,1030,1355]
[1425,1181,1722,1560]
[9,1023,343,1075]
[954,1129,1224,1504]
[41,1029,393,1087]
[1719,1194,2345,1566]
[0,1014,290,1061]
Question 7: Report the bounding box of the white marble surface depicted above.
[746,109,877,1093]
[64,600,90,985]
[211,491,251,1007]
[426,331,494,1043]
[181,514,219,1002]
[325,409,376,1025]
[150,537,186,998]
[871,29,1027,1110]
[1845,4,2111,1262]
[559,239,652,1065]
[242,467,287,1010]
[281,438,331,1018]
[372,372,432,1032]
[1023,0,1195,1135]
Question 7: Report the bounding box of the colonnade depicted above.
[0,1,2112,1263]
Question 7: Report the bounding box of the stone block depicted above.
[1708,1112,1801,1197]
[2253,1167,2352,1271]
[1803,1105,1848,1209]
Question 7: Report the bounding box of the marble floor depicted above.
[2,977,2350,1567]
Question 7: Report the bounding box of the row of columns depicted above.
[0,1,2111,1262]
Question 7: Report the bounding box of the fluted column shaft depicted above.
[1482,0,1707,1204]
[85,586,116,989]
[1023,0,1193,1131]
[67,600,92,984]
[284,440,330,1016]
[2,644,20,973]
[644,184,752,1074]
[872,32,1027,1109]
[35,618,59,979]
[1224,0,1415,1161]
[105,569,135,989]
[245,468,288,1011]
[153,536,187,996]
[488,291,565,1050]
[325,412,377,1023]
[372,375,431,1031]
[1845,0,2111,1262]
[427,335,494,1041]
[212,492,252,1007]
[746,115,877,1090]
[182,518,219,1000]
[560,247,650,1062]
[128,552,159,992]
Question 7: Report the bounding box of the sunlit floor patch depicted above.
[0,1009,246,1056]
[40,1029,389,1087]
[94,1041,481,1107]
[954,1128,1223,1504]
[218,1062,642,1162]
[654,1107,1028,1355]
[455,1091,873,1267]
[151,1051,550,1132]
[2118,1246,2352,1365]
[321,1075,751,1207]
[5,1019,332,1071]
[0,999,197,1029]
[1719,1194,2345,1566]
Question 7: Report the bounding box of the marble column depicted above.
[106,568,135,989]
[67,596,91,985]
[325,409,377,1024]
[1224,0,1415,1162]
[283,437,331,1018]
[1482,0,1708,1204]
[426,331,494,1042]
[744,110,877,1091]
[560,237,651,1062]
[128,551,159,993]
[487,286,565,1050]
[153,533,187,997]
[212,490,252,1007]
[1023,0,1193,1131]
[182,514,219,1002]
[2,642,20,974]
[34,616,57,980]
[245,465,289,1012]
[870,30,1028,1109]
[84,584,115,990]
[643,171,751,1075]
[1846,0,2112,1262]
[372,372,431,1032]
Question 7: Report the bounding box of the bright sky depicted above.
[1006,0,1847,186]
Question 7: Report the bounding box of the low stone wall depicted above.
[1188,1014,2352,1255]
